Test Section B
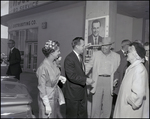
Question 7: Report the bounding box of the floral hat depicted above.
[44,40,57,50]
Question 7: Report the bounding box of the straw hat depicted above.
[101,37,114,46]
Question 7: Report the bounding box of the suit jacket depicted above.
[114,50,130,95]
[64,51,88,100]
[88,35,102,45]
[6,47,22,75]
[85,51,120,95]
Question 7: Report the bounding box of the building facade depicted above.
[1,1,149,74]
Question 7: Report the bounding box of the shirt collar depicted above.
[92,35,98,40]
[126,60,142,73]
[101,50,112,57]
[73,50,80,60]
[11,47,15,51]
[121,49,125,54]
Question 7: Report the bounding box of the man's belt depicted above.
[99,74,110,77]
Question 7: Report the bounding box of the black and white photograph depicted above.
[1,1,149,118]
[84,16,109,63]
[86,16,109,45]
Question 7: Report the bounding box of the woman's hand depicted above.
[45,105,52,116]
[42,95,52,116]
[127,96,138,110]
[59,76,66,84]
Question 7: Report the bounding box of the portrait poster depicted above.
[84,16,109,63]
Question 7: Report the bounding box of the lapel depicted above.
[126,60,142,74]
[9,48,15,57]
[90,35,94,45]
[8,50,11,60]
[72,51,84,71]
[118,50,125,59]
[80,54,85,71]
[72,51,81,65]
[11,47,16,54]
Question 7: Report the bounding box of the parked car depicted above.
[1,76,35,118]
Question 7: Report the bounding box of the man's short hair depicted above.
[121,39,131,47]
[72,37,84,49]
[92,19,101,28]
[134,40,143,46]
[9,39,15,44]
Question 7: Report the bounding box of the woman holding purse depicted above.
[36,40,66,118]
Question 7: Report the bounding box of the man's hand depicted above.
[113,79,118,87]
[86,78,95,85]
[3,59,9,65]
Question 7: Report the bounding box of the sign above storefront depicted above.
[9,1,53,14]
[9,19,37,30]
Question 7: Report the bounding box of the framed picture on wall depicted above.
[84,15,109,63]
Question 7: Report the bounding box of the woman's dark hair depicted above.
[144,42,149,46]
[130,42,146,59]
[42,41,59,57]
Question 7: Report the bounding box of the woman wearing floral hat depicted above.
[36,40,66,118]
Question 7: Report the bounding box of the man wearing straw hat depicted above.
[85,37,120,118]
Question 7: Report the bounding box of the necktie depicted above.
[8,50,11,60]
[124,52,127,57]
[79,55,85,71]
[95,37,97,45]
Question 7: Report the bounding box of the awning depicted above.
[1,1,80,27]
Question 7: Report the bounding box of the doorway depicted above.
[25,42,38,72]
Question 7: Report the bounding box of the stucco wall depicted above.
[7,2,85,75]
[5,1,148,74]
[145,19,149,42]
[115,14,144,51]
[1,38,8,55]
[37,2,86,75]
[115,14,133,51]
[132,18,143,42]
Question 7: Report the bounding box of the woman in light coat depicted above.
[36,40,66,118]
[113,42,149,118]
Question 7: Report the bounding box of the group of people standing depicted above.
[4,37,149,118]
[35,37,149,118]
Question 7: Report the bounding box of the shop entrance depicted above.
[9,28,38,73]
[25,42,38,72]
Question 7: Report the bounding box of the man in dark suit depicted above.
[144,42,149,84]
[64,37,94,118]
[5,39,22,80]
[111,39,131,116]
[88,19,103,45]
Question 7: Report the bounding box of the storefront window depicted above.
[26,28,38,41]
